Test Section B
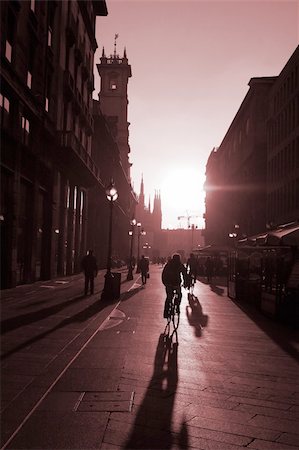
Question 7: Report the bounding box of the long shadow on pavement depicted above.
[1,294,87,335]
[186,293,209,337]
[231,298,299,363]
[1,287,144,361]
[124,333,189,449]
[120,286,144,303]
[1,297,108,360]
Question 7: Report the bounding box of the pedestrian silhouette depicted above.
[81,250,98,296]
[139,255,149,285]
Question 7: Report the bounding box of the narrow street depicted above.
[1,265,299,449]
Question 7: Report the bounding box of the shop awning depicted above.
[238,222,299,247]
[266,223,299,246]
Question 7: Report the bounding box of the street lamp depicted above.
[101,181,118,301]
[127,218,136,281]
[136,223,146,273]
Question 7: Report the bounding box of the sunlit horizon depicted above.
[140,166,206,230]
[96,1,298,230]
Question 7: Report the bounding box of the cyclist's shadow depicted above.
[124,333,182,449]
[186,292,209,337]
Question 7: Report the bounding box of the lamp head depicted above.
[106,181,118,202]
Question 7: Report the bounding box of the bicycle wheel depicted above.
[172,294,180,329]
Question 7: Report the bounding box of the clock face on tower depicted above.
[110,80,117,90]
[109,71,119,91]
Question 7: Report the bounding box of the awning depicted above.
[238,222,299,247]
[266,224,299,246]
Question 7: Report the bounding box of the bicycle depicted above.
[164,284,181,330]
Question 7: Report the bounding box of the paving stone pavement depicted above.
[1,265,299,449]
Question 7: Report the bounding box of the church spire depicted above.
[140,174,144,196]
[114,33,119,58]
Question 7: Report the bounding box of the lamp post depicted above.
[136,224,146,273]
[101,181,118,301]
[127,218,136,281]
[228,224,239,248]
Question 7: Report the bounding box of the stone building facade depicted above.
[204,46,299,246]
[0,0,108,288]
[91,43,137,268]
[204,77,276,245]
[267,46,299,227]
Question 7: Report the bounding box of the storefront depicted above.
[228,222,299,326]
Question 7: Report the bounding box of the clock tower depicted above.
[97,36,132,177]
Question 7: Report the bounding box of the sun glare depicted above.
[161,168,206,229]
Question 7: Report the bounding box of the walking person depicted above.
[81,250,98,296]
[139,255,149,285]
[186,252,198,288]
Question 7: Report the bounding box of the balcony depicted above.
[59,131,100,185]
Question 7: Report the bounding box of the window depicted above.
[45,75,51,112]
[5,41,12,62]
[27,71,32,89]
[5,9,15,63]
[0,93,10,128]
[110,80,117,90]
[48,26,52,47]
[47,4,55,48]
[21,116,30,145]
[27,34,35,90]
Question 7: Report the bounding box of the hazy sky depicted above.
[95,0,299,229]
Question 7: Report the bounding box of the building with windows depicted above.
[0,0,108,288]
[204,46,299,246]
[267,46,299,227]
[204,77,276,245]
[91,42,137,268]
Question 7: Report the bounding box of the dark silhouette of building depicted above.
[134,176,162,260]
[135,175,162,232]
[96,41,132,178]
[205,77,276,245]
[90,40,137,268]
[204,46,299,246]
[267,46,299,227]
[0,1,108,288]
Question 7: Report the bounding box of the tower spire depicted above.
[114,33,119,58]
[140,174,144,196]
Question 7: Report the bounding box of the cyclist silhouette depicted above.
[162,254,187,318]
